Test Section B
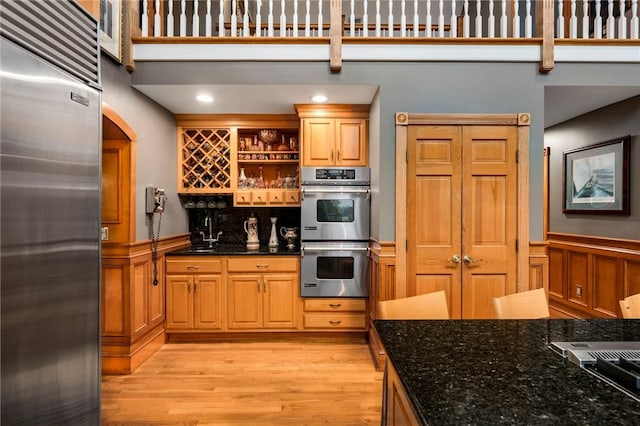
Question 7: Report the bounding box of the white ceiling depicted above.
[132,84,379,115]
[133,83,639,127]
[544,86,640,127]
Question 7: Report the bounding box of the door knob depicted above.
[447,254,461,264]
[463,255,482,265]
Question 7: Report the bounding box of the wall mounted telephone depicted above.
[146,187,167,214]
[146,187,167,286]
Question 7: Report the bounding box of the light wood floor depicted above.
[102,339,383,425]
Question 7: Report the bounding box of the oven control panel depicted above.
[301,167,370,185]
[315,168,356,180]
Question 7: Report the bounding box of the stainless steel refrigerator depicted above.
[1,1,101,423]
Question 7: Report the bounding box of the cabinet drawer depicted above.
[303,313,367,329]
[235,191,252,205]
[284,190,300,204]
[166,258,224,274]
[252,191,268,205]
[303,298,366,312]
[268,190,284,203]
[227,257,298,273]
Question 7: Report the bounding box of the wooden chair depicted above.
[492,288,550,319]
[377,290,449,320]
[619,293,640,319]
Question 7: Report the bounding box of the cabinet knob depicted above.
[187,265,200,270]
[329,320,342,326]
[329,303,342,309]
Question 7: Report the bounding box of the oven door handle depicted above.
[301,188,370,200]
[301,246,370,257]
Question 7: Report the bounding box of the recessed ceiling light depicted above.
[196,94,214,103]
[310,94,328,103]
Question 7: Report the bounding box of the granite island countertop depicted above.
[374,319,640,425]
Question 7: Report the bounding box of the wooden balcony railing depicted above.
[134,1,640,72]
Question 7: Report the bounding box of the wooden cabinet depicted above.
[385,360,421,426]
[295,104,369,167]
[165,257,224,331]
[175,115,300,204]
[235,126,301,206]
[227,257,299,330]
[302,298,367,330]
[176,126,232,194]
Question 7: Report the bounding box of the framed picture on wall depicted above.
[100,0,122,63]
[563,136,630,215]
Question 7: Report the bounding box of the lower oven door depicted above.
[300,241,369,297]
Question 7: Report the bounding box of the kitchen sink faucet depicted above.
[202,214,223,247]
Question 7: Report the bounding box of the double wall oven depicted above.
[300,167,371,298]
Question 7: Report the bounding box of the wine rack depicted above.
[179,127,231,193]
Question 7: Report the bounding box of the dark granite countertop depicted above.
[374,319,640,425]
[167,244,300,256]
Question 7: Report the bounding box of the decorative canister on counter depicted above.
[280,226,298,250]
[244,213,260,251]
[268,217,279,253]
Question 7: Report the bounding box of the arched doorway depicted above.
[102,103,136,244]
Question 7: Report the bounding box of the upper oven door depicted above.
[300,186,370,241]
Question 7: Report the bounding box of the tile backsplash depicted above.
[184,195,300,249]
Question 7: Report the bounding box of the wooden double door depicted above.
[397,114,529,319]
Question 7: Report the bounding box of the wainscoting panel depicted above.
[547,233,640,318]
[368,240,396,371]
[101,234,189,374]
[528,242,549,292]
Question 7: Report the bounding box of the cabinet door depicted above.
[263,273,298,329]
[193,274,223,330]
[227,274,262,329]
[386,361,421,426]
[336,119,367,166]
[166,275,193,329]
[302,118,335,166]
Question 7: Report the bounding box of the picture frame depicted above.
[100,0,122,63]
[563,136,630,215]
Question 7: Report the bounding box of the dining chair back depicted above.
[619,293,640,319]
[492,288,550,319]
[377,290,450,320]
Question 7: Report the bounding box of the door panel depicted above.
[166,275,192,329]
[228,275,262,329]
[415,275,457,317]
[303,118,334,165]
[462,275,507,319]
[462,126,517,318]
[337,119,366,165]
[263,275,297,329]
[194,275,222,329]
[407,123,518,319]
[407,126,462,315]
